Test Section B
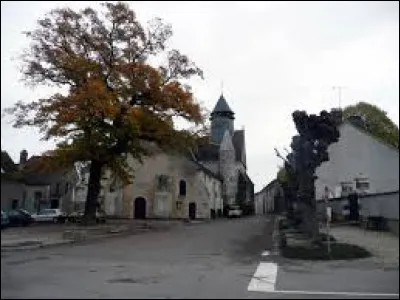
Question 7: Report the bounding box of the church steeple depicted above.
[210,94,235,145]
[211,94,234,116]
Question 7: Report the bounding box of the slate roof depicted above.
[211,94,234,114]
[190,159,223,181]
[195,143,220,161]
[195,130,246,164]
[20,155,68,185]
[1,151,18,173]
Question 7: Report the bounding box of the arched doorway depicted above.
[134,197,146,219]
[188,202,196,220]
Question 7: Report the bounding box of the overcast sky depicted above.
[1,1,399,191]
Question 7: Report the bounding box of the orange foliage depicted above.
[5,2,207,183]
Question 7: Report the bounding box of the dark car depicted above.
[7,209,34,227]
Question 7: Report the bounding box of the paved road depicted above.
[1,216,274,299]
[1,216,398,299]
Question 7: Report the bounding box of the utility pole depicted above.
[332,86,344,109]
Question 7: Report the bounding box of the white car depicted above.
[228,205,243,218]
[32,209,67,223]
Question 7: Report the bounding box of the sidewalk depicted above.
[329,225,399,268]
[1,219,185,252]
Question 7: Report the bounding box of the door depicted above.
[134,197,146,219]
[348,193,359,222]
[188,202,196,220]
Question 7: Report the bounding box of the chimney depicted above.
[19,149,28,166]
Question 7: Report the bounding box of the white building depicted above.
[315,116,399,201]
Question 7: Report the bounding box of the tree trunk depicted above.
[298,200,319,240]
[84,160,103,225]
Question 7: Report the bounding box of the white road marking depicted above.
[255,289,400,297]
[247,262,398,297]
[247,262,278,292]
[261,250,270,256]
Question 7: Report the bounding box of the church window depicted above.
[157,175,169,192]
[179,180,186,196]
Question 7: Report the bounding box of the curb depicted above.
[0,225,175,253]
[271,215,283,256]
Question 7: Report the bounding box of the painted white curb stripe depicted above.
[247,262,278,292]
[259,289,400,297]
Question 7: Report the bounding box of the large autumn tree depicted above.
[343,101,399,148]
[5,2,206,222]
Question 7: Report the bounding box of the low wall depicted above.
[387,219,399,237]
[317,191,399,235]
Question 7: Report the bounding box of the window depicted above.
[356,181,369,190]
[50,199,59,209]
[157,175,169,192]
[340,182,353,196]
[65,183,69,195]
[179,180,186,196]
[11,199,18,209]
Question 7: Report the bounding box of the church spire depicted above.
[210,92,235,145]
[211,94,234,115]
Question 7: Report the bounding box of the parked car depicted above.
[7,209,34,227]
[1,210,10,229]
[32,209,67,223]
[67,210,84,223]
[68,210,106,223]
[227,205,243,218]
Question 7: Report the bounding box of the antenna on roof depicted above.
[220,80,224,96]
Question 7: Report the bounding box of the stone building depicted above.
[195,94,254,211]
[70,94,254,219]
[254,179,284,215]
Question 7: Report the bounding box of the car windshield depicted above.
[39,209,54,215]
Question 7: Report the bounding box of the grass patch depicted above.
[282,242,371,260]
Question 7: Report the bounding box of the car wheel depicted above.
[53,217,58,224]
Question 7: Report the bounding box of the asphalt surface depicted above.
[1,215,398,299]
[1,216,274,299]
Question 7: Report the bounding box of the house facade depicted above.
[254,179,284,215]
[315,117,399,201]
[0,150,79,213]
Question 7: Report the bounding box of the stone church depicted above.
[75,94,254,219]
[195,94,254,210]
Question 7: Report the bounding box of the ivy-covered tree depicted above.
[5,2,206,223]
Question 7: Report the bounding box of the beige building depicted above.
[113,149,223,220]
[73,145,224,220]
